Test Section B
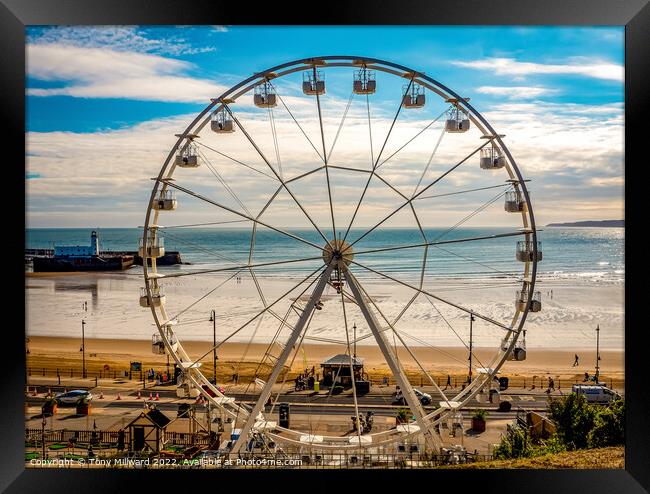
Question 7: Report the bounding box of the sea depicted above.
[25,226,624,285]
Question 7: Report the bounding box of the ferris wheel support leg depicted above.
[344,270,442,453]
[230,263,335,454]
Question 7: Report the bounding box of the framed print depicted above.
[2,1,649,492]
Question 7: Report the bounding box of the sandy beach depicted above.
[26,335,624,388]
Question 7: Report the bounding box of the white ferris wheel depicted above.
[140,56,542,455]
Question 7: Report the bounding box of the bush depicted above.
[473,409,488,420]
[548,393,596,450]
[588,399,625,448]
[493,425,533,459]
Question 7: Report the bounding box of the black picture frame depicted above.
[3,1,648,492]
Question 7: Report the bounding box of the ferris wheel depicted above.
[140,56,542,455]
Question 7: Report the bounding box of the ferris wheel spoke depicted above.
[343,140,492,252]
[311,66,338,241]
[352,274,464,407]
[349,259,511,331]
[166,270,240,323]
[222,103,330,244]
[337,268,363,441]
[195,140,277,181]
[344,270,442,446]
[375,108,447,172]
[350,230,528,257]
[155,255,324,279]
[326,90,355,163]
[160,179,325,252]
[187,265,326,369]
[339,77,414,245]
[411,125,446,198]
[372,172,409,201]
[266,79,325,164]
[423,295,489,371]
[414,182,512,201]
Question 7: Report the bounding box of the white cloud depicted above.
[452,57,623,82]
[476,86,559,99]
[25,79,624,228]
[28,26,216,56]
[27,43,226,103]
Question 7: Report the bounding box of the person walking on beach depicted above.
[573,354,580,366]
[444,374,452,390]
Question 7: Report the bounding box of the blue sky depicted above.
[25,26,624,228]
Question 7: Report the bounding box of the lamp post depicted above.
[353,323,357,358]
[468,312,475,384]
[595,324,601,382]
[210,310,217,383]
[81,319,86,379]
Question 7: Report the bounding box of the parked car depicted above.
[54,390,92,405]
[395,388,432,406]
[571,384,620,403]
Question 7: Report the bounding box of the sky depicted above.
[25,26,624,229]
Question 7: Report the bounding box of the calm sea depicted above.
[25,227,624,284]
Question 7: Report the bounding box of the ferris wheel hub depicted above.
[322,238,354,270]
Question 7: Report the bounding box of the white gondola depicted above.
[353,68,376,94]
[402,83,425,108]
[445,105,470,133]
[480,145,506,169]
[139,285,165,308]
[516,288,542,312]
[152,329,178,355]
[505,190,526,212]
[138,234,165,258]
[254,82,277,108]
[302,71,326,96]
[152,190,177,211]
[174,140,200,168]
[211,108,235,133]
[516,240,543,262]
[503,331,527,361]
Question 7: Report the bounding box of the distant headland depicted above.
[546,220,624,228]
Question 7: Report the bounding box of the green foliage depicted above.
[473,409,488,420]
[588,399,625,448]
[493,425,533,459]
[548,393,596,450]
[535,434,568,456]
[493,394,625,460]
[396,408,409,421]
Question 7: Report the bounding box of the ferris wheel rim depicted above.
[141,55,540,451]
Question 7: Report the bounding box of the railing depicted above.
[25,366,623,391]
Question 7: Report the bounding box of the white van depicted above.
[571,384,620,403]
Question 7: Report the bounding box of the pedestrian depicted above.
[445,374,451,390]
[573,354,579,366]
[551,289,553,300]
[583,372,589,382]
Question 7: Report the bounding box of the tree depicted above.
[548,393,596,450]
[588,399,625,448]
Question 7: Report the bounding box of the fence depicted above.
[26,367,623,391]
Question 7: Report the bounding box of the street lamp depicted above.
[595,324,601,382]
[468,312,475,383]
[209,310,217,383]
[80,319,86,379]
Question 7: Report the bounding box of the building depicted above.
[126,406,171,453]
[54,230,100,257]
[320,354,365,388]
